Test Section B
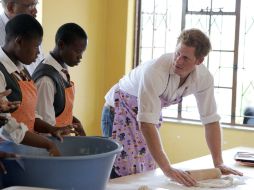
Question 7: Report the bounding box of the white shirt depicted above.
[0,13,8,44]
[105,53,220,125]
[0,12,44,75]
[0,47,28,144]
[35,54,69,126]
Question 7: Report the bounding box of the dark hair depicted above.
[177,28,211,58]
[5,14,43,42]
[243,107,254,124]
[55,23,88,46]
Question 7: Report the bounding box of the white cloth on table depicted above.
[195,176,234,188]
[138,175,246,190]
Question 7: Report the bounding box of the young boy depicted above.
[0,89,46,174]
[0,14,72,158]
[32,23,87,136]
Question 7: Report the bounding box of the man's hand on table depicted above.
[164,167,197,187]
[216,164,243,176]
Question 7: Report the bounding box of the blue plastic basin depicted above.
[0,136,122,190]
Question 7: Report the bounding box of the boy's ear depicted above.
[58,40,65,49]
[14,36,23,46]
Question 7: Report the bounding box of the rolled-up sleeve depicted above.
[194,75,220,125]
[0,113,28,144]
[137,67,165,125]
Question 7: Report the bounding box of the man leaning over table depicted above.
[101,28,243,187]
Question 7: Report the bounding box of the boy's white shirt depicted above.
[0,47,42,143]
[35,54,68,126]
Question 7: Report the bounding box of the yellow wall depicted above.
[160,122,254,163]
[42,0,134,135]
[42,0,254,163]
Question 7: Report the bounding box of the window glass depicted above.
[138,0,254,126]
[236,0,254,123]
[188,0,235,12]
[181,95,200,120]
[209,51,234,88]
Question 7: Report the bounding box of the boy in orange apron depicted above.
[0,89,58,173]
[32,23,87,136]
[0,14,72,157]
[0,89,21,173]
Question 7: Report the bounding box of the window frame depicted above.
[134,0,254,127]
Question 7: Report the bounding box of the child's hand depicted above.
[0,151,16,174]
[0,89,20,113]
[51,125,73,142]
[72,123,86,136]
[47,142,61,156]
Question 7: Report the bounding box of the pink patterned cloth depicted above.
[112,89,162,176]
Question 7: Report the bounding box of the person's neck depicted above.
[179,74,190,87]
[50,49,65,68]
[2,45,19,66]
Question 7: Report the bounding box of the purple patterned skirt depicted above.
[112,89,160,176]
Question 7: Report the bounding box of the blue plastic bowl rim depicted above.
[5,136,123,160]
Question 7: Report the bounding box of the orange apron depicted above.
[55,81,75,127]
[11,75,37,131]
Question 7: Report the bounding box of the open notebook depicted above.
[234,152,254,166]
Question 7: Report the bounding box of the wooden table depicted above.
[106,147,254,190]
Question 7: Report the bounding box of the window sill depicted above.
[163,117,254,132]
